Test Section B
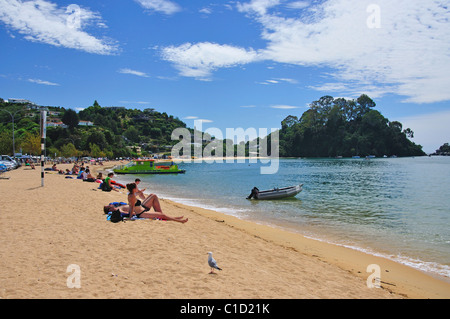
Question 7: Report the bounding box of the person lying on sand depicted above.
[126,182,188,223]
[103,202,188,223]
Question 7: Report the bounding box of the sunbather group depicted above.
[104,181,188,223]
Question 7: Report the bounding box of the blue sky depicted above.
[0,0,449,153]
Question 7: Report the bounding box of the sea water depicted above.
[112,156,450,280]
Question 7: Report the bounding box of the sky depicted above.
[0,0,449,153]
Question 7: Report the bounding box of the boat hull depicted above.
[113,160,185,175]
[114,169,185,175]
[254,184,303,200]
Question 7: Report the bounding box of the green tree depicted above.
[85,130,107,150]
[62,109,79,130]
[60,143,79,158]
[124,126,140,143]
[20,132,41,155]
[89,143,106,158]
[0,130,13,155]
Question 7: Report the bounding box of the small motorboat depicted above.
[246,184,303,200]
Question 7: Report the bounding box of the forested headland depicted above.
[276,94,425,158]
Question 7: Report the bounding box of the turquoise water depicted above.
[112,156,450,280]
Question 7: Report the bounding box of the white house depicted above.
[46,121,68,128]
[7,98,34,104]
[78,120,94,126]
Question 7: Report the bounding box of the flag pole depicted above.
[40,108,47,187]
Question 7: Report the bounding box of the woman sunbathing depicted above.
[126,183,188,223]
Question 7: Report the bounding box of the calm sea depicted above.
[112,156,450,280]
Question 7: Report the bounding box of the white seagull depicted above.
[207,252,222,274]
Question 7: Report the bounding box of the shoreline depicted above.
[0,162,448,299]
[100,162,449,299]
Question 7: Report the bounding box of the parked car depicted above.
[0,155,20,169]
[0,160,14,170]
[0,163,8,172]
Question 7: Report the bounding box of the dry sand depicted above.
[0,162,449,299]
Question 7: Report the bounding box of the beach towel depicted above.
[106,211,147,222]
[110,201,127,207]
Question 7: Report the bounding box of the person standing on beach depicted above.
[126,182,188,223]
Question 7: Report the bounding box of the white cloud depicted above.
[135,0,181,15]
[183,116,213,123]
[199,8,212,15]
[119,100,151,105]
[0,0,117,55]
[118,68,149,78]
[259,77,298,85]
[285,1,310,10]
[237,0,281,15]
[270,105,300,109]
[254,0,450,103]
[161,42,262,79]
[28,78,59,86]
[163,0,450,104]
[397,110,450,154]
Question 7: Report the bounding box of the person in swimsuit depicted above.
[103,203,131,218]
[103,203,186,222]
[125,183,188,223]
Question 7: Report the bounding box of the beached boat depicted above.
[113,159,185,175]
[247,184,303,200]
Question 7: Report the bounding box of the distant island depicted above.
[275,94,425,158]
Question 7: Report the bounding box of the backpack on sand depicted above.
[109,209,124,223]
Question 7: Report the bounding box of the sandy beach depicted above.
[0,162,449,299]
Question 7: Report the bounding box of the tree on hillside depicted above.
[62,109,79,130]
[0,131,13,155]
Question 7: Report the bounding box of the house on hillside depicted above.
[47,121,68,128]
[78,120,94,126]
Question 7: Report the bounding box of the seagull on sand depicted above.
[207,252,222,274]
